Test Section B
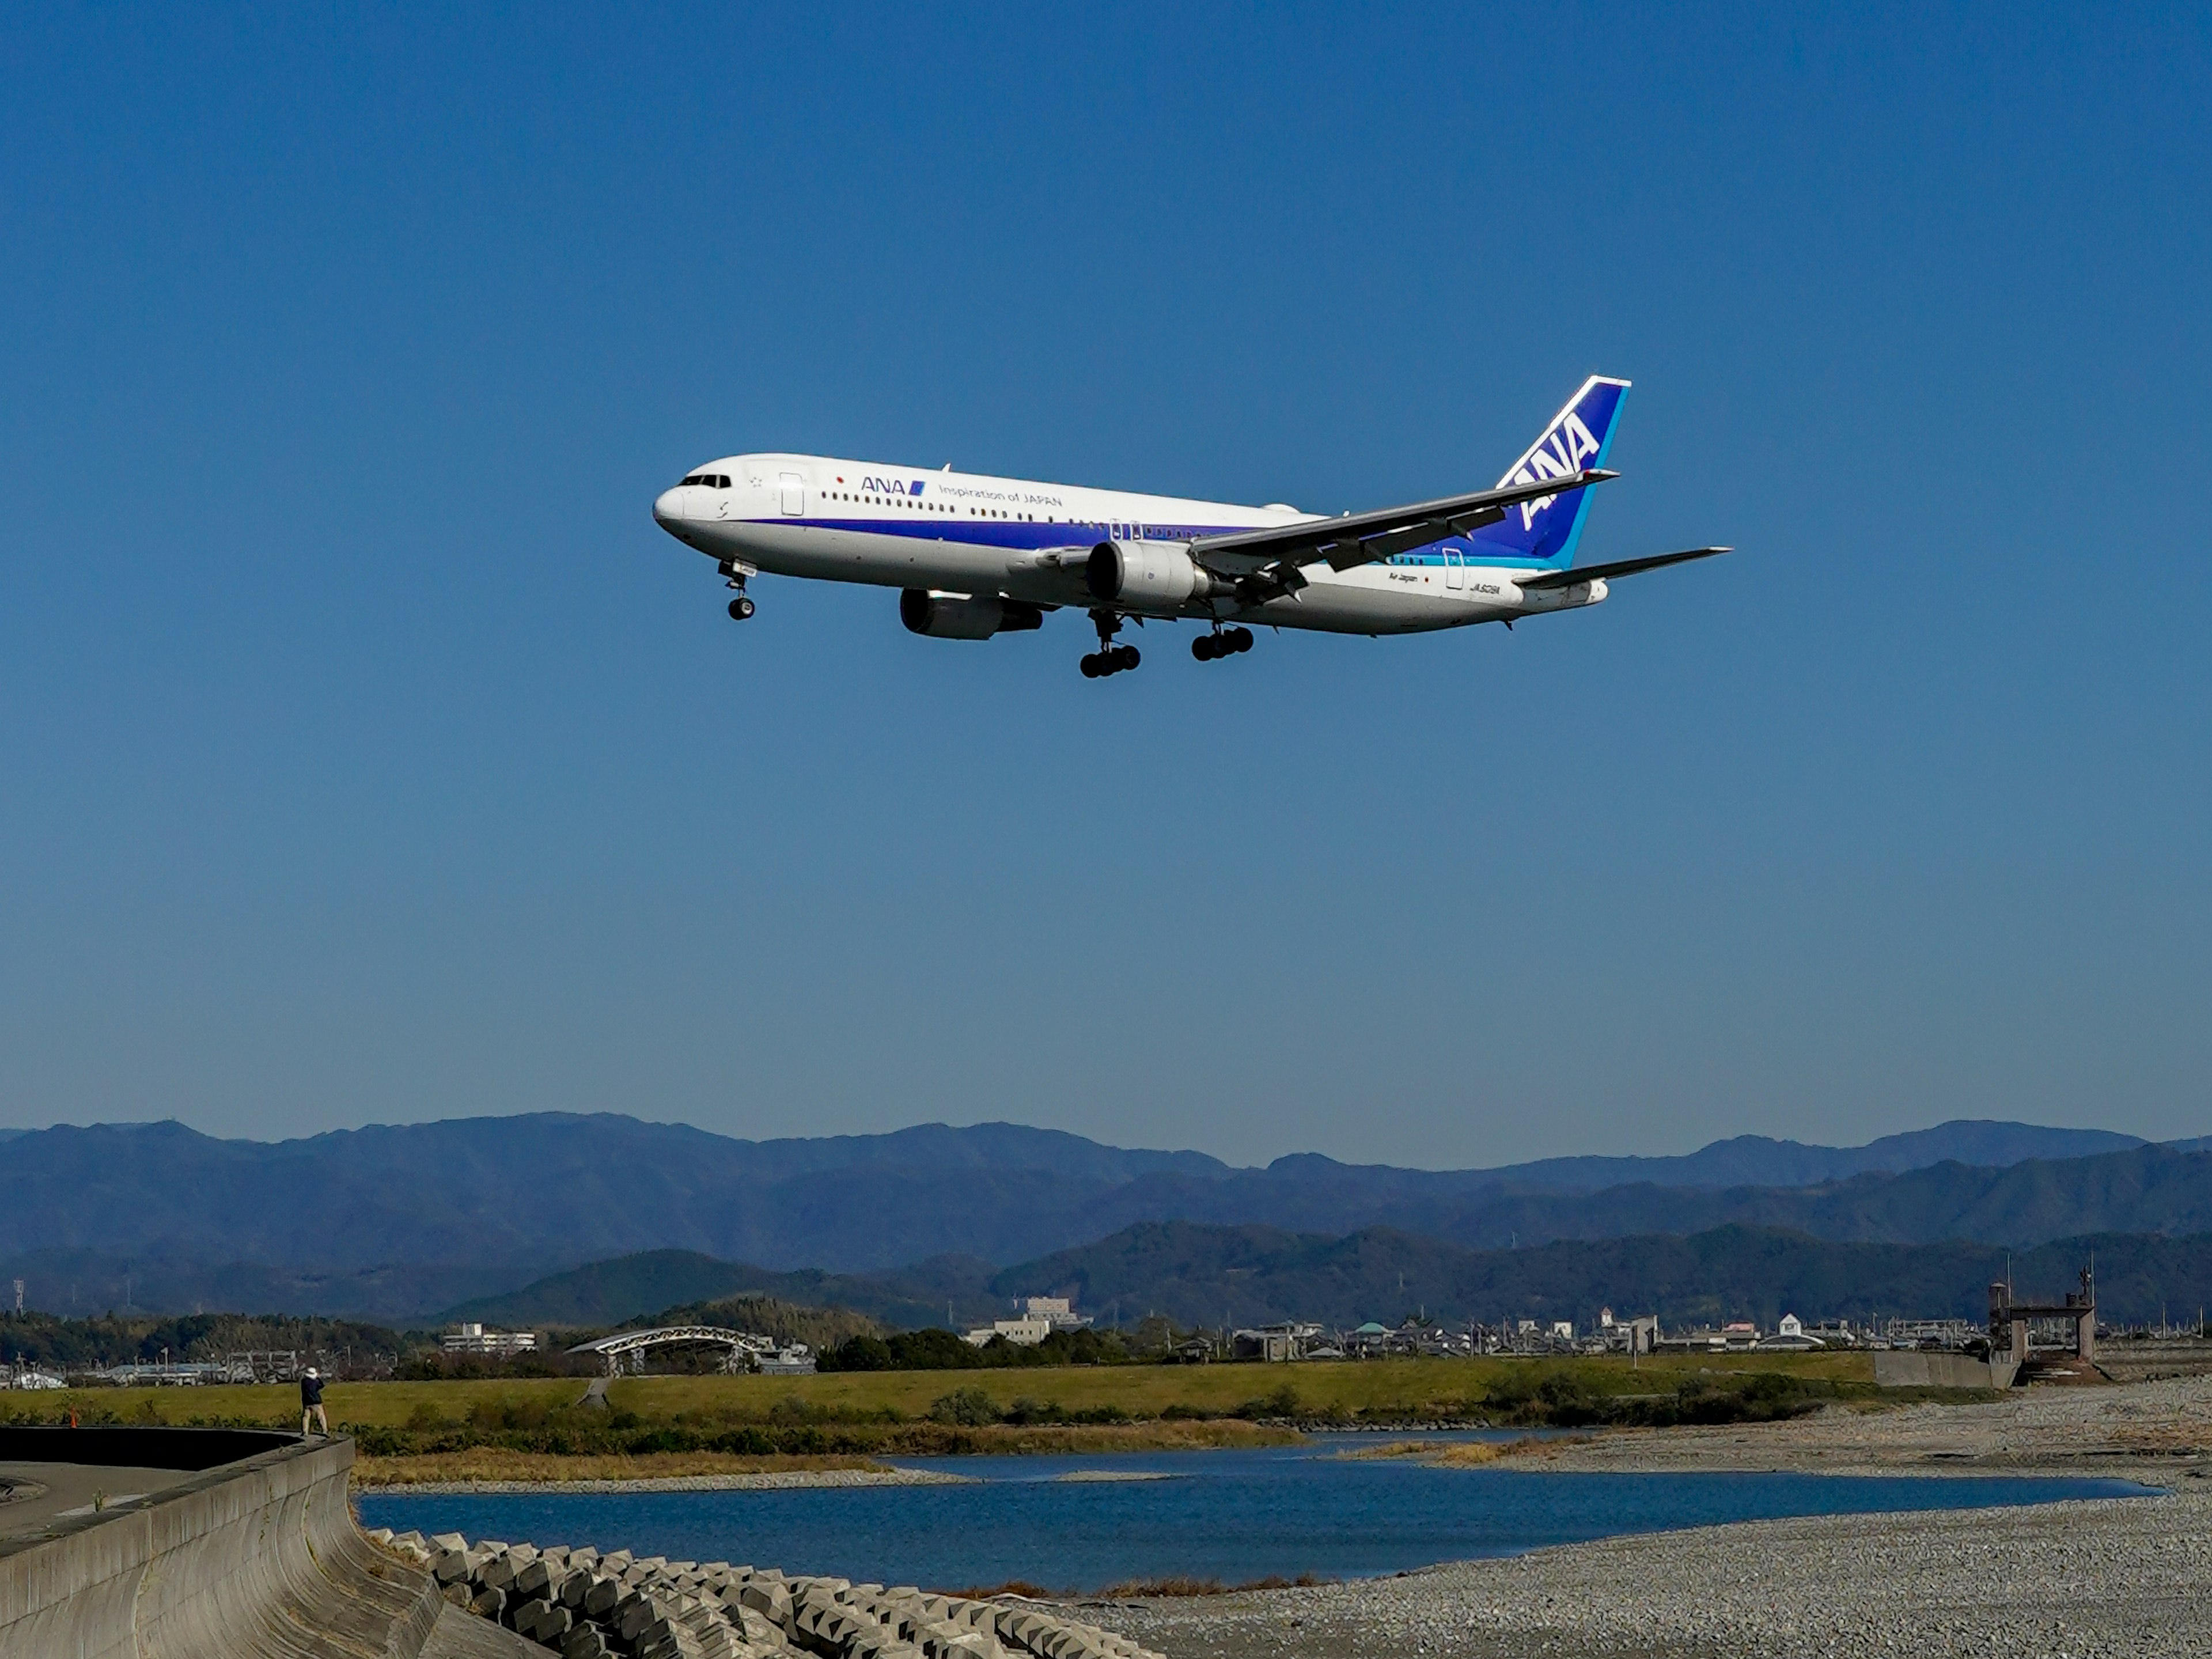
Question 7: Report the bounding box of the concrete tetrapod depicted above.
[380,1533,1171,1659]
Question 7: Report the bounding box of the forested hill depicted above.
[987,1219,2206,1331]
[452,1222,2211,1334]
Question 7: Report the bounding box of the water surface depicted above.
[359,1442,2154,1592]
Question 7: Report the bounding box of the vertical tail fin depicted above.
[1474,375,1630,568]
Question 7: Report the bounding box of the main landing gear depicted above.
[720,560,756,622]
[1193,626,1253,661]
[1080,609,1139,679]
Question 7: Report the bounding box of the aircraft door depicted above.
[1444,547,1465,590]
[779,472,806,516]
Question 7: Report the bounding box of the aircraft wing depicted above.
[1190,469,1616,579]
[1513,546,1733,589]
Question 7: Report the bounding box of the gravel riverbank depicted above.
[1101,1380,2212,1658]
[1504,1374,2212,1480]
[1103,1487,2207,1658]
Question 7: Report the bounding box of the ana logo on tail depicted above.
[1508,412,1602,530]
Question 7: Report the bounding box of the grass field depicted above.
[0,1349,1880,1434]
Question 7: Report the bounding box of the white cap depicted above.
[305,1367,319,1378]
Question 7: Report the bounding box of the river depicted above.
[357,1440,2156,1592]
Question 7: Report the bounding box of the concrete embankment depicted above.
[0,1425,451,1659]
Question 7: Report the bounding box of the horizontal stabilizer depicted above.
[1515,546,1732,590]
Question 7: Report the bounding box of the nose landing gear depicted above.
[1193,626,1253,661]
[1080,609,1141,678]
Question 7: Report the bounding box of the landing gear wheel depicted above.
[728,596,756,621]
[1193,635,1217,662]
[1081,608,1139,678]
[1229,626,1253,653]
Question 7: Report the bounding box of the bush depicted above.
[816,1325,1134,1373]
[1232,1382,1301,1421]
[929,1387,1000,1427]
[818,1336,895,1372]
[1482,1366,1831,1430]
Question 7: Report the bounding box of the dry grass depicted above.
[906,1421,1292,1454]
[1335,1438,1444,1460]
[591,1353,1873,1424]
[0,1352,1880,1440]
[1425,1437,1559,1467]
[1338,1437,1533,1467]
[352,1449,893,1486]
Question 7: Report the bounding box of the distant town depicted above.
[7,1272,2202,1392]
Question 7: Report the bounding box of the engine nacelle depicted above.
[899,589,1044,639]
[1085,540,1215,608]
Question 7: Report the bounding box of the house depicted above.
[1232,1321,1324,1362]
[1346,1321,1392,1358]
[1597,1310,1660,1355]
[1756,1313,1826,1351]
[440,1323,537,1357]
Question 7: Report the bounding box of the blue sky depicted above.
[1,6,2206,1166]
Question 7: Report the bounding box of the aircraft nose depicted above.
[653,486,690,527]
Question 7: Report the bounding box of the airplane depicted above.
[650,374,1728,678]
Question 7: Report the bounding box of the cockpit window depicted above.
[679,473,732,488]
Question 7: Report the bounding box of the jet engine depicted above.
[899,589,1044,639]
[1085,540,1216,608]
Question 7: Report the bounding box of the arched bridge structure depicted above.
[568,1325,779,1376]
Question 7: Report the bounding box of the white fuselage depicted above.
[652,453,1607,635]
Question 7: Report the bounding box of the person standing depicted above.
[300,1366,328,1437]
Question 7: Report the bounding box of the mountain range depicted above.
[2,1113,2202,1321]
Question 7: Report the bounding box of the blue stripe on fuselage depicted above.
[757,518,1562,570]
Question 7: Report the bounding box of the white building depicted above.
[965,1314,1054,1347]
[441,1323,537,1357]
[1021,1296,1092,1331]
[966,1296,1093,1347]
